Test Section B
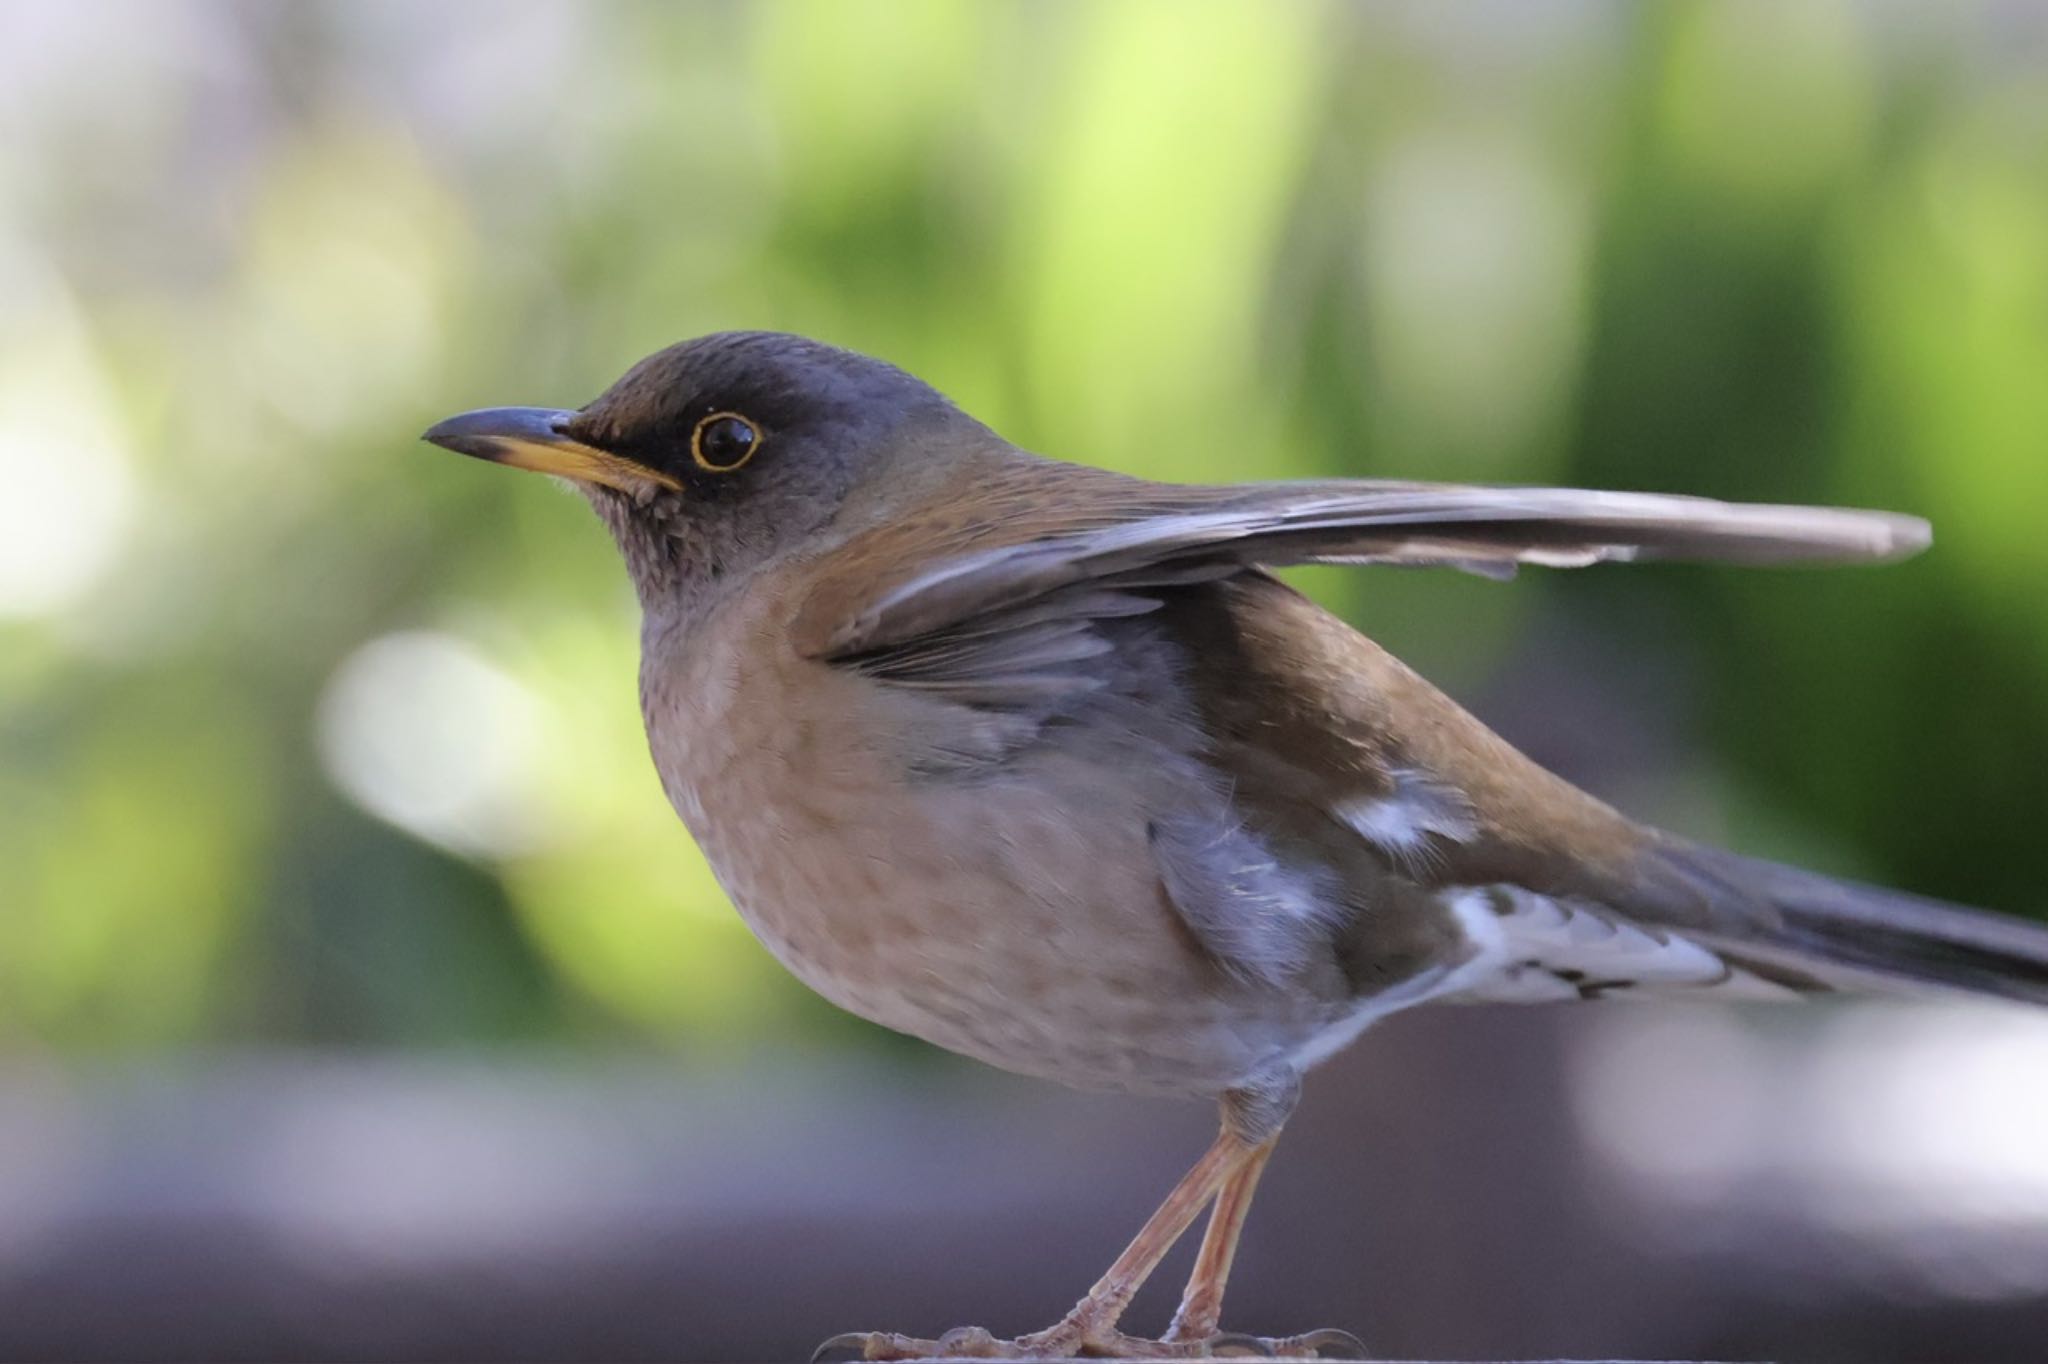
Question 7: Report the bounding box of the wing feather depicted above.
[796,462,1929,662]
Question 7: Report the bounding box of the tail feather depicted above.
[1642,841,2048,1006]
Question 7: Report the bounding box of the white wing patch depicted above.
[1446,886,1801,1003]
[1276,883,1800,1079]
[1333,768,1480,875]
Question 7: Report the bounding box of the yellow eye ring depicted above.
[690,411,763,473]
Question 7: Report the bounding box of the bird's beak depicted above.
[421,406,681,494]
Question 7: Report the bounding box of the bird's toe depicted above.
[935,1326,1006,1357]
[811,1331,942,1362]
[811,1326,1023,1361]
[1258,1327,1370,1359]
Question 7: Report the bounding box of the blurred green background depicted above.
[2,0,2044,1057]
[6,6,2048,1362]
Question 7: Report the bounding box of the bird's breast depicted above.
[634,592,1345,1097]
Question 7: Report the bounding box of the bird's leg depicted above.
[1009,1122,1258,1356]
[815,1071,1361,1360]
[813,1125,1251,1361]
[1159,1134,1277,1344]
[1126,1075,1365,1360]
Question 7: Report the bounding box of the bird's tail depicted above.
[1641,840,2048,1006]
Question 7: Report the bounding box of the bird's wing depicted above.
[792,459,1929,662]
[792,461,2048,1009]
[791,459,1927,720]
[792,457,1928,736]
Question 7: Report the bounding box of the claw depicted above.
[1207,1332,1278,1357]
[1266,1327,1369,1359]
[810,1332,953,1362]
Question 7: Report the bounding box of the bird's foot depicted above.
[1192,1328,1369,1359]
[811,1326,1029,1361]
[812,1324,1367,1360]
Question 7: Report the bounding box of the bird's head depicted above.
[424,331,964,607]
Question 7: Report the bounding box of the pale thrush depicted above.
[425,332,2048,1359]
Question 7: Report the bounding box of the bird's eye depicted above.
[690,412,762,473]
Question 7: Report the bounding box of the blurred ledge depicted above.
[0,1004,2045,1362]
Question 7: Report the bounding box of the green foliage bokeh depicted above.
[1,1,2042,1052]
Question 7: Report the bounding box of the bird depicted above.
[425,331,2048,1360]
